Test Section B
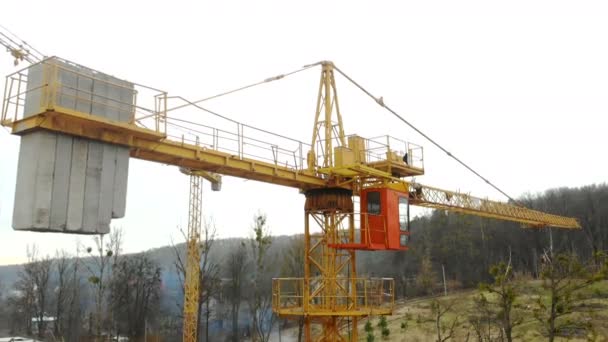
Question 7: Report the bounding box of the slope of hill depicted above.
[354,280,608,341]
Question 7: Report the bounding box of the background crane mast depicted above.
[179,168,221,342]
[182,171,203,342]
[0,27,580,341]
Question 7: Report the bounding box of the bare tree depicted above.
[171,220,220,341]
[4,246,54,338]
[110,252,162,337]
[83,227,123,338]
[50,248,84,341]
[431,298,458,342]
[227,242,248,342]
[65,248,84,342]
[0,279,5,333]
[7,288,33,335]
[200,224,221,342]
[20,245,54,339]
[247,213,274,342]
[468,294,497,342]
[280,235,305,342]
[0,278,2,312]
[53,249,70,337]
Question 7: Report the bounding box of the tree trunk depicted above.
[436,310,442,342]
[549,282,557,342]
[502,294,512,342]
[205,296,211,342]
[232,303,239,342]
[504,316,512,342]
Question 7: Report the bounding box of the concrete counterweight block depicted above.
[12,57,134,234]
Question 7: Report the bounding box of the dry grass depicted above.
[356,280,608,341]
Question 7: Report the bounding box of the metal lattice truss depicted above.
[182,174,203,342]
[307,212,357,313]
[407,183,581,229]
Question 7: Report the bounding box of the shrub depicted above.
[378,316,388,328]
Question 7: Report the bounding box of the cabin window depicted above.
[399,196,409,231]
[367,191,381,215]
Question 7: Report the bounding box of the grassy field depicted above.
[356,280,608,341]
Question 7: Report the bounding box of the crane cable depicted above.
[166,62,321,113]
[0,24,44,64]
[161,60,520,205]
[333,65,521,206]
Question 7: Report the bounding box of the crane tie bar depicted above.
[166,62,320,113]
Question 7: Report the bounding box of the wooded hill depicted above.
[0,183,605,340]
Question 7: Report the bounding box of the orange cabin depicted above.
[330,187,410,251]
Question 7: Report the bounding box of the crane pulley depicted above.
[0,25,43,66]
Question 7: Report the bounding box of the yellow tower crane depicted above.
[1,52,580,340]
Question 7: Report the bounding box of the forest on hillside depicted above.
[0,183,605,341]
[364,183,608,296]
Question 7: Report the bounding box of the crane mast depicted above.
[302,61,360,339]
[179,168,221,342]
[182,173,202,342]
[1,50,581,341]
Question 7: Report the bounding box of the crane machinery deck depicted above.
[1,31,580,341]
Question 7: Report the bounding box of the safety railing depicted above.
[1,56,167,134]
[312,134,424,171]
[1,57,311,172]
[364,135,424,170]
[164,115,310,172]
[272,277,394,315]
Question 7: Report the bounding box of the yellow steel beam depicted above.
[9,109,326,190]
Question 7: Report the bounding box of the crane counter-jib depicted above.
[6,108,328,190]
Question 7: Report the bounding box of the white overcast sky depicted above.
[0,0,606,265]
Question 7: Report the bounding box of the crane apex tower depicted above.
[12,57,134,234]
